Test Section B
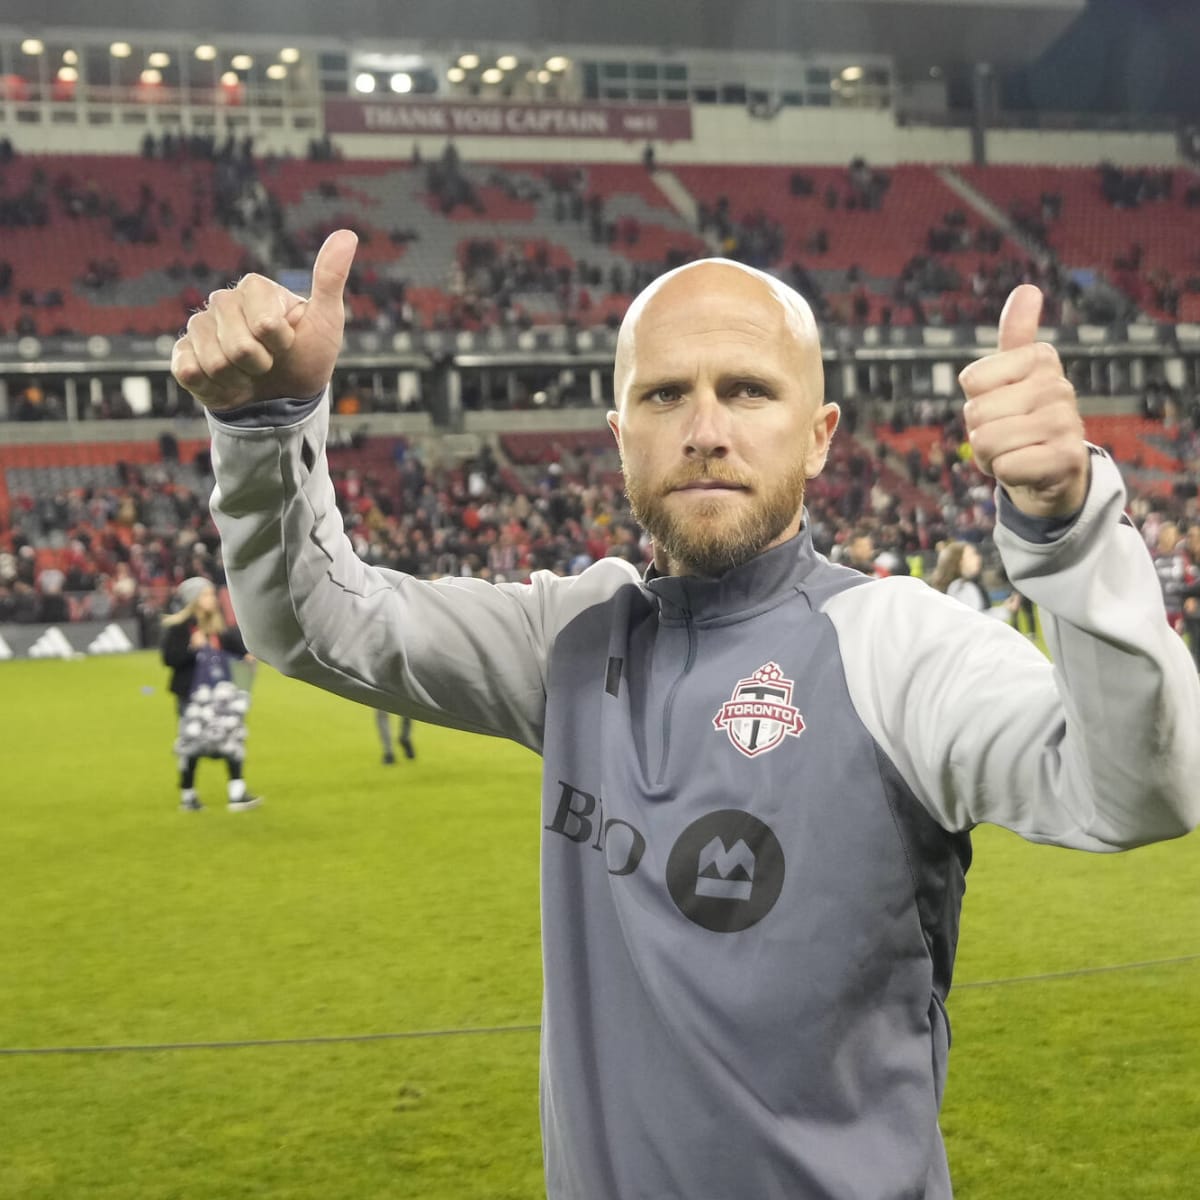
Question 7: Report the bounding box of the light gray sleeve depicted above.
[205,392,639,753]
[823,453,1200,850]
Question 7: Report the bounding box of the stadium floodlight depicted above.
[481,67,503,84]
[457,53,480,70]
[231,54,253,70]
[62,49,78,64]
[220,70,239,86]
[841,65,863,82]
[57,66,78,82]
[497,55,518,71]
[537,69,551,84]
[22,38,44,55]
[110,42,132,58]
[390,72,413,93]
[280,47,300,64]
[545,55,569,72]
[140,69,162,85]
[195,45,218,61]
[447,66,466,83]
[266,64,287,80]
[354,72,377,93]
[148,52,170,68]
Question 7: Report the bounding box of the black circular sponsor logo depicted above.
[666,810,785,932]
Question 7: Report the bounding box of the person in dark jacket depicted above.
[161,576,262,811]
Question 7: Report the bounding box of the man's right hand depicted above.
[171,229,358,412]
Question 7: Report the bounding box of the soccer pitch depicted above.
[2,652,1197,1199]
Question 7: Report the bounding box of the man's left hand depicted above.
[959,284,1089,520]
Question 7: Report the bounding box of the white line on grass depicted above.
[0,1022,541,1056]
[956,952,1200,989]
[3,954,1197,1057]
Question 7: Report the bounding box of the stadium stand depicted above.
[2,150,1151,338]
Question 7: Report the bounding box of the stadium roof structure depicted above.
[10,0,1085,76]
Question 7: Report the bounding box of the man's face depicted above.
[607,262,838,578]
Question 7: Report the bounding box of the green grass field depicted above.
[2,652,1197,1198]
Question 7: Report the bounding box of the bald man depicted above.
[177,233,1200,1199]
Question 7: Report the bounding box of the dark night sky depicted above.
[1017,0,1200,116]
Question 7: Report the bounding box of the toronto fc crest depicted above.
[712,662,805,758]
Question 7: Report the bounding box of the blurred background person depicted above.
[375,709,415,764]
[929,540,991,611]
[161,576,262,812]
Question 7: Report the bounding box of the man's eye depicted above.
[650,388,679,403]
[738,382,767,398]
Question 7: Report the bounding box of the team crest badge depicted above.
[712,662,805,758]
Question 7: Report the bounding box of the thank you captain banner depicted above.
[324,99,693,141]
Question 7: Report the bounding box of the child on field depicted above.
[161,577,262,812]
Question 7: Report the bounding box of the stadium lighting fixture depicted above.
[841,65,863,81]
[148,52,170,68]
[497,55,518,71]
[220,70,239,86]
[195,45,218,61]
[390,72,413,93]
[110,42,132,58]
[457,53,480,69]
[545,55,569,72]
[231,54,253,70]
[266,64,287,80]
[57,66,78,82]
[22,38,44,55]
[354,72,377,93]
[536,69,552,84]
[280,47,300,64]
[447,66,466,83]
[62,49,78,65]
[140,68,162,85]
[481,67,503,84]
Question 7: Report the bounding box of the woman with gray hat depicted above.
[161,576,262,812]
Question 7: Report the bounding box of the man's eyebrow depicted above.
[716,370,781,387]
[627,369,783,395]
[628,376,691,395]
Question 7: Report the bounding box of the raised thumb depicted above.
[307,229,358,312]
[997,284,1044,353]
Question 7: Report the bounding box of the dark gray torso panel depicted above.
[538,536,969,1199]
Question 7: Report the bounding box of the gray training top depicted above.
[208,394,1199,1199]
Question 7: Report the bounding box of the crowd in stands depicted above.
[7,138,1196,350]
[0,457,219,626]
[6,399,1200,674]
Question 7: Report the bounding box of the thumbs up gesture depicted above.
[958,285,1089,519]
[171,229,359,412]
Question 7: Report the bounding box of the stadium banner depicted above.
[0,619,141,661]
[324,98,694,141]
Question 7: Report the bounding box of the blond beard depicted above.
[624,460,808,578]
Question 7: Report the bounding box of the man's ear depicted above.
[805,403,841,477]
[606,409,621,450]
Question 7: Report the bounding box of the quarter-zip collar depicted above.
[642,518,823,625]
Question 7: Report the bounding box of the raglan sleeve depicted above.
[823,451,1200,851]
[205,390,634,754]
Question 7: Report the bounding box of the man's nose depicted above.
[683,391,730,459]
